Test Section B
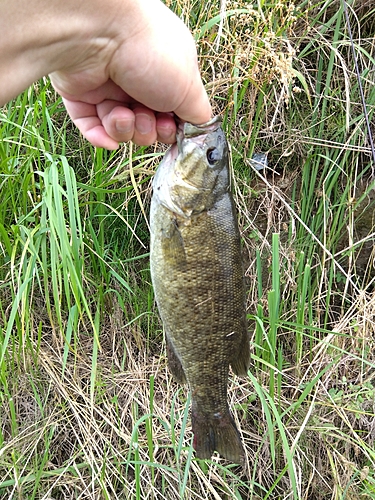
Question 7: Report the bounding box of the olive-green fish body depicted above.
[150,116,250,464]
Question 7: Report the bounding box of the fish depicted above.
[150,115,250,464]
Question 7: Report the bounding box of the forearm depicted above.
[0,0,134,105]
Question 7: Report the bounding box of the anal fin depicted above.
[231,323,251,377]
[165,331,187,384]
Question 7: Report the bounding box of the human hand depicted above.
[0,0,211,149]
[49,0,212,149]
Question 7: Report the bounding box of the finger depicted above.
[62,98,119,149]
[155,113,177,144]
[98,101,136,143]
[101,104,159,146]
[100,105,175,145]
[131,107,158,146]
[101,107,177,145]
[64,96,174,147]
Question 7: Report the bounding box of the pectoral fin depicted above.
[161,218,187,269]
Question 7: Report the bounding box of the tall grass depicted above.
[1,0,375,498]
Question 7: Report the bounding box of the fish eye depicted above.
[206,147,221,165]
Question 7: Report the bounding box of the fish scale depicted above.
[150,116,250,464]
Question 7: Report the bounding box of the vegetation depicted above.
[1,0,375,498]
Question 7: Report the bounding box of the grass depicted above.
[1,0,375,498]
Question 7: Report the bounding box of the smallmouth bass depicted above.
[150,116,250,464]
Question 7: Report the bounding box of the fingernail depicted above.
[116,119,133,134]
[159,127,175,143]
[135,114,153,135]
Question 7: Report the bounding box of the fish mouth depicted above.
[177,115,222,141]
[165,142,179,162]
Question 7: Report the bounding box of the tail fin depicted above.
[191,405,245,465]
